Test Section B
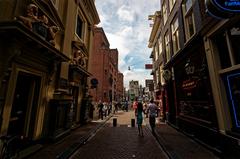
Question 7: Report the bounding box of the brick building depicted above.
[88,27,123,104]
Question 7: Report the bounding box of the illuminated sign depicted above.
[214,0,240,12]
[226,72,240,128]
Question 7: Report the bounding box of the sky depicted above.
[95,0,160,89]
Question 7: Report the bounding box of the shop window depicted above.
[214,33,231,69]
[214,25,240,69]
[230,27,240,64]
[225,73,240,128]
[182,0,195,41]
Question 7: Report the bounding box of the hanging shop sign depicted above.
[205,0,240,18]
[162,69,171,81]
[214,0,240,13]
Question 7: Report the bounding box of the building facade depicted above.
[149,0,240,155]
[88,27,123,105]
[129,80,139,101]
[0,0,99,152]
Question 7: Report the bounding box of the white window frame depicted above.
[182,0,195,41]
[51,0,59,9]
[162,1,168,25]
[171,17,180,54]
[164,32,171,62]
[169,0,176,11]
[159,37,163,56]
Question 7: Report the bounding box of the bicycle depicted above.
[0,135,23,159]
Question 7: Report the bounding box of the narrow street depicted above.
[70,111,168,159]
[68,111,218,159]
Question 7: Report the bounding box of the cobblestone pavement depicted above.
[154,122,219,159]
[69,111,169,159]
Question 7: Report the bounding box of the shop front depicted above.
[174,43,219,147]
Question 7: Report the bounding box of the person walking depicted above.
[147,99,158,134]
[136,101,144,137]
[97,100,104,120]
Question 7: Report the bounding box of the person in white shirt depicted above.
[147,99,158,134]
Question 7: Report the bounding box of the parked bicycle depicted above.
[0,135,24,159]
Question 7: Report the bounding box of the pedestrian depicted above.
[133,98,138,116]
[97,100,104,120]
[125,101,128,112]
[147,99,158,134]
[136,101,144,137]
[103,102,108,117]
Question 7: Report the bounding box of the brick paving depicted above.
[25,110,220,159]
[70,111,169,159]
[154,121,219,159]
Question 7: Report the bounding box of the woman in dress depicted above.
[136,102,144,136]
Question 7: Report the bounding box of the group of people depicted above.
[134,98,159,136]
[97,101,112,120]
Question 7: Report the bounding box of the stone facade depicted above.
[0,0,99,152]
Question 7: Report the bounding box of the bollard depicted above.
[131,118,135,127]
[113,118,117,127]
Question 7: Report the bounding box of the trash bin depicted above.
[113,118,117,127]
[131,118,135,127]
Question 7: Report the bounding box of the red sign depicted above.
[145,64,153,69]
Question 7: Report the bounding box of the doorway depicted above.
[8,71,41,139]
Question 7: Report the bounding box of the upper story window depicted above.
[182,0,195,41]
[76,14,85,40]
[169,0,176,11]
[171,17,180,54]
[162,1,168,25]
[51,0,59,9]
[159,37,163,55]
[154,44,159,61]
[164,32,171,62]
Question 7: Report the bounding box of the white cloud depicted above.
[117,5,135,22]
[95,0,159,89]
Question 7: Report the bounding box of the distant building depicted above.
[88,27,123,104]
[129,80,139,101]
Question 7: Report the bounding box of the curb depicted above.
[56,115,113,159]
[146,124,180,159]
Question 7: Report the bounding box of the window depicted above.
[154,44,159,61]
[171,17,180,54]
[182,0,195,41]
[169,0,176,11]
[159,37,163,55]
[51,0,59,9]
[162,1,168,25]
[76,15,84,39]
[214,25,240,69]
[164,32,171,62]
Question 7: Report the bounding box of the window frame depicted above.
[162,1,168,25]
[164,32,171,62]
[169,0,176,11]
[182,0,196,41]
[75,10,86,41]
[171,17,180,54]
